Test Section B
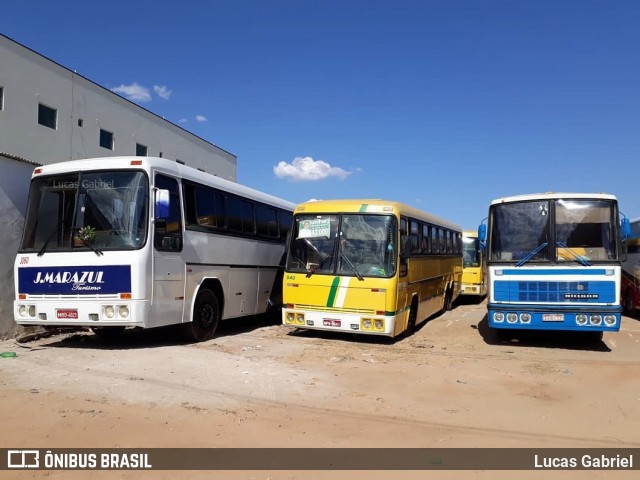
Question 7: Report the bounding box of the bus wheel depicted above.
[91,326,126,339]
[491,328,510,342]
[624,289,636,317]
[444,288,454,311]
[587,331,604,342]
[184,288,220,342]
[405,299,418,336]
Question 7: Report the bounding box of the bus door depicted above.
[152,174,186,327]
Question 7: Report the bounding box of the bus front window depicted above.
[463,237,479,268]
[555,199,617,262]
[337,214,397,277]
[20,171,149,253]
[287,214,339,274]
[489,201,550,263]
[287,213,397,278]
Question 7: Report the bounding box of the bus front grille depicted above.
[494,280,616,303]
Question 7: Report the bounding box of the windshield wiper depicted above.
[556,242,591,266]
[340,252,364,281]
[515,242,548,267]
[37,225,59,257]
[76,235,104,257]
[306,252,334,278]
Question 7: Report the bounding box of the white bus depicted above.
[14,156,295,341]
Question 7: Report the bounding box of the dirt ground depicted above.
[1,297,639,480]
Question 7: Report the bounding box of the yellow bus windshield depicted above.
[286,213,397,278]
[463,235,480,268]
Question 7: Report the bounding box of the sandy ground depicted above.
[1,298,639,479]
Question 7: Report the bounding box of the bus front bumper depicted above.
[14,299,148,328]
[487,303,622,332]
[282,308,396,337]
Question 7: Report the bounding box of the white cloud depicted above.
[154,85,172,100]
[111,83,151,102]
[273,156,351,181]
[195,115,208,122]
[178,118,188,124]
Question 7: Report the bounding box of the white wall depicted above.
[0,34,237,179]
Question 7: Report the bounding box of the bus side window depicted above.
[400,217,409,259]
[409,221,420,254]
[155,174,183,251]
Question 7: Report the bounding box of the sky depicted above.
[3,0,639,228]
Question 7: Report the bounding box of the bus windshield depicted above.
[489,199,618,263]
[463,236,479,268]
[20,171,149,253]
[287,213,397,278]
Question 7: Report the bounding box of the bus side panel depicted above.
[407,256,461,325]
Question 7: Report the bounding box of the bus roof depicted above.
[490,192,618,206]
[30,156,296,212]
[294,199,461,232]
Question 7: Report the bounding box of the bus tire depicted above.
[405,299,418,336]
[444,287,454,311]
[587,330,604,342]
[91,326,126,339]
[184,288,220,342]
[491,327,510,342]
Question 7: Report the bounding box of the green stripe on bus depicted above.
[391,306,410,316]
[359,204,369,212]
[326,277,341,307]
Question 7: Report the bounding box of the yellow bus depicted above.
[461,230,487,297]
[282,199,462,337]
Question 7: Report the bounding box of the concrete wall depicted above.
[0,157,36,338]
[0,34,236,179]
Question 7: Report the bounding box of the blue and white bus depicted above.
[14,156,294,341]
[479,192,630,340]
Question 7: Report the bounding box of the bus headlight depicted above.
[118,306,130,318]
[589,315,602,326]
[506,313,518,324]
[104,305,115,319]
[296,313,305,324]
[362,319,372,330]
[493,312,504,323]
[519,313,531,324]
[576,314,588,325]
[604,315,616,326]
[374,319,384,330]
[28,305,36,317]
[286,312,295,323]
[18,305,27,317]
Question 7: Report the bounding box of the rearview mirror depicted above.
[478,222,487,250]
[155,189,170,219]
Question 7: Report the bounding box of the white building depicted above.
[0,33,237,337]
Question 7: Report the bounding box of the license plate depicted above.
[57,309,78,319]
[323,319,341,327]
[542,313,564,322]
